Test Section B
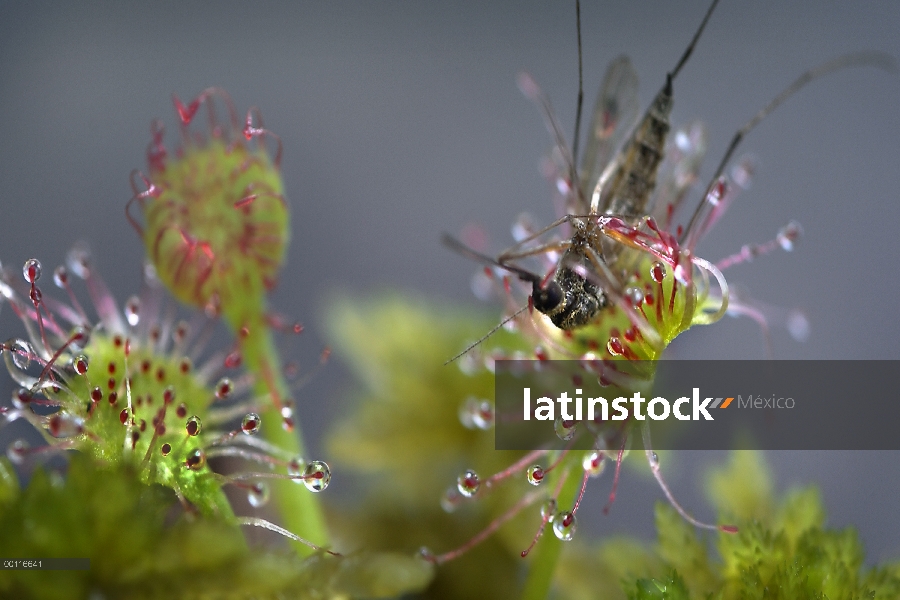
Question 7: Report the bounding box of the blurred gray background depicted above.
[1,1,899,564]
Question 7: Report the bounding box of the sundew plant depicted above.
[1,2,899,600]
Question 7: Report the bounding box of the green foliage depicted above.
[326,292,534,598]
[0,454,432,600]
[607,451,900,600]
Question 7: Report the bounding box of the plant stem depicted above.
[233,310,329,556]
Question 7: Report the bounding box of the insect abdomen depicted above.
[604,79,674,223]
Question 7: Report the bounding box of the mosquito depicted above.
[445,0,893,353]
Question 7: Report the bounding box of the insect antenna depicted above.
[571,0,585,174]
[441,233,545,364]
[442,306,530,366]
[670,0,721,81]
[681,51,897,247]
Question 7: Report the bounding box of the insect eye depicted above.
[533,281,563,312]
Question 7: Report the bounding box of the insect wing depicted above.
[576,55,640,214]
[648,120,708,227]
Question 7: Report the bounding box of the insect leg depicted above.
[681,51,896,247]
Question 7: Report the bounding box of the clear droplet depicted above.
[302,460,331,492]
[625,286,644,306]
[456,469,480,498]
[185,448,206,470]
[441,486,463,513]
[649,451,659,467]
[582,451,605,477]
[287,456,305,483]
[777,220,803,251]
[9,339,34,371]
[526,465,544,486]
[49,413,84,437]
[552,511,577,541]
[472,401,494,430]
[66,245,91,279]
[185,415,202,437]
[459,397,494,430]
[540,499,557,520]
[124,296,141,326]
[72,354,89,375]
[160,443,172,456]
[787,310,810,342]
[11,388,31,410]
[215,377,233,400]
[247,482,270,508]
[69,326,89,352]
[22,258,42,283]
[53,266,68,288]
[650,261,666,283]
[241,413,261,435]
[6,439,29,464]
[417,547,436,563]
[606,337,624,356]
[554,417,577,441]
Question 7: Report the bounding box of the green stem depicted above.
[521,462,582,600]
[231,310,329,556]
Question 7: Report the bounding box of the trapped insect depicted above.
[445,0,894,357]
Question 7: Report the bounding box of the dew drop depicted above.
[66,245,91,279]
[456,469,480,497]
[6,439,29,464]
[582,451,605,477]
[287,456,305,482]
[185,448,206,470]
[417,547,436,563]
[53,266,68,288]
[441,486,463,513]
[540,499,557,520]
[69,326,89,352]
[73,354,89,375]
[22,258,42,284]
[302,460,331,492]
[185,416,202,436]
[472,401,494,430]
[649,262,666,283]
[649,451,659,467]
[526,465,544,486]
[787,310,810,342]
[119,409,129,425]
[9,339,34,371]
[90,387,102,403]
[241,413,261,435]
[11,388,32,410]
[470,270,493,301]
[554,417,577,441]
[625,286,644,306]
[163,386,175,405]
[215,377,233,400]
[551,511,577,541]
[124,296,141,326]
[777,220,803,251]
[247,482,270,508]
[160,443,171,456]
[49,413,84,437]
[606,337,624,356]
[459,397,494,430]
